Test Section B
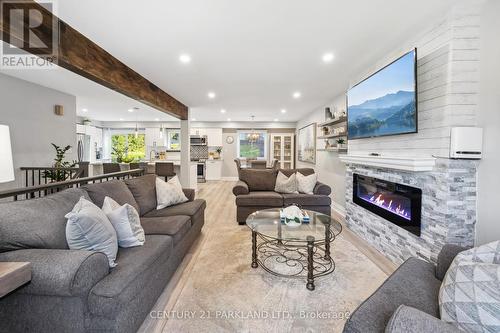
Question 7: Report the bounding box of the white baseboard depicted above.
[331,202,346,218]
[221,177,239,181]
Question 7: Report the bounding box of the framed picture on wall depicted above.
[298,123,316,164]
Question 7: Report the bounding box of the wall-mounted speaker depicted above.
[54,105,64,116]
[450,127,483,159]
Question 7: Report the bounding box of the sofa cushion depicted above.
[88,234,173,318]
[144,199,206,221]
[140,216,191,245]
[239,168,277,191]
[279,168,315,177]
[65,197,118,267]
[282,193,331,206]
[385,305,460,333]
[0,188,88,252]
[236,191,283,207]
[0,248,109,297]
[274,171,298,194]
[83,180,140,214]
[125,174,157,216]
[343,257,441,333]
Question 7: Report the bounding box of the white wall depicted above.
[476,0,500,245]
[295,2,484,215]
[0,73,77,190]
[296,95,347,214]
[347,3,480,157]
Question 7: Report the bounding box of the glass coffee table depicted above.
[246,208,342,291]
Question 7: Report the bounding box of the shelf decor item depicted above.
[298,123,316,164]
[325,107,333,120]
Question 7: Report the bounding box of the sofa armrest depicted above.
[435,244,469,280]
[233,181,249,196]
[313,181,331,196]
[0,249,109,297]
[385,305,460,333]
[182,188,195,202]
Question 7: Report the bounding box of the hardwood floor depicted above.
[138,181,396,333]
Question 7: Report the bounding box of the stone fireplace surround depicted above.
[343,158,477,264]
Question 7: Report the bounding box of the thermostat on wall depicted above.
[449,127,483,159]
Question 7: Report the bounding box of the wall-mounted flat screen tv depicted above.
[347,49,417,140]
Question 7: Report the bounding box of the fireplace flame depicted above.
[366,192,410,220]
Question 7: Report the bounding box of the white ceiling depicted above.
[10,0,460,122]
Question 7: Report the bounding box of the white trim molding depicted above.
[339,154,436,172]
[331,202,346,218]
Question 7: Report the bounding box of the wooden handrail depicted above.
[20,167,81,171]
[0,169,144,201]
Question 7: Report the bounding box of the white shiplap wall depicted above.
[348,4,481,158]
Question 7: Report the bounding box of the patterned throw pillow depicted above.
[439,241,500,333]
[274,171,298,194]
[296,172,317,194]
[156,176,188,210]
[102,196,145,248]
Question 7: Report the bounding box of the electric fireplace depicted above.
[353,174,422,236]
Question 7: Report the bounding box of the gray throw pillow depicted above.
[65,197,118,267]
[274,171,298,194]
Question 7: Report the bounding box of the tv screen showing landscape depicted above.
[347,49,417,140]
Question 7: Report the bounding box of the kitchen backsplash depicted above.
[190,145,208,160]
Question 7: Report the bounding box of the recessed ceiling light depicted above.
[274,119,278,122]
[322,52,335,63]
[208,92,216,99]
[154,118,159,121]
[293,91,301,99]
[119,118,124,121]
[128,108,134,113]
[220,109,226,114]
[82,108,88,112]
[191,118,196,121]
[179,54,191,64]
[227,118,231,122]
[281,109,287,114]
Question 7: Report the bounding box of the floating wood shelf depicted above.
[317,148,348,153]
[318,117,347,127]
[317,133,348,139]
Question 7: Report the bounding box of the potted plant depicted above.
[43,144,77,182]
[215,147,222,159]
[82,118,92,126]
[336,138,347,149]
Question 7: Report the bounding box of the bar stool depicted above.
[155,162,176,181]
[103,163,120,174]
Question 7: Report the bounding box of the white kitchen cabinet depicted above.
[205,160,222,180]
[271,134,294,169]
[145,128,165,147]
[76,124,86,134]
[205,128,223,146]
[190,128,206,136]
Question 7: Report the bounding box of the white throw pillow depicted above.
[296,172,317,194]
[439,241,500,333]
[65,197,118,267]
[156,176,189,210]
[274,171,298,194]
[102,197,145,248]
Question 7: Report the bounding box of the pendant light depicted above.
[247,116,260,145]
[134,107,139,138]
[159,123,164,139]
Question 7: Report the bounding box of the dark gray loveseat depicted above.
[233,168,332,224]
[343,244,467,333]
[0,174,206,333]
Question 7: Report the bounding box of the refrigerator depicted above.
[77,134,91,162]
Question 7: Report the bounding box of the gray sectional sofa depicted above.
[233,168,332,224]
[0,174,206,333]
[343,244,467,333]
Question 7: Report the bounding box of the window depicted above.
[166,129,180,151]
[111,134,145,162]
[237,130,268,159]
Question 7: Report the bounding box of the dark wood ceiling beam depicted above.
[0,0,188,119]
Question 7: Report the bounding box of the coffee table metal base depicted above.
[251,230,335,291]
